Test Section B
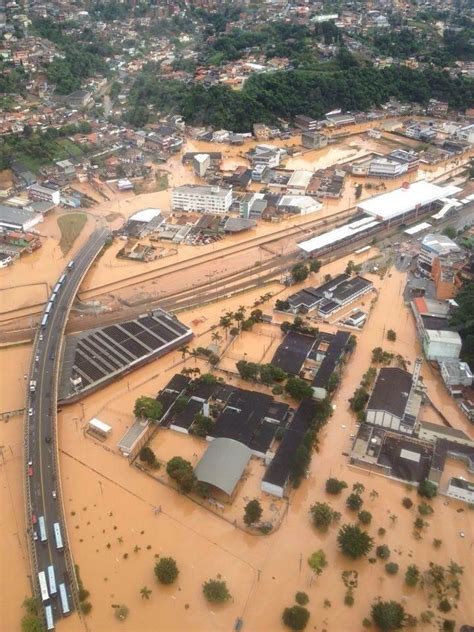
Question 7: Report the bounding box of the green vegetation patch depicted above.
[57,213,88,255]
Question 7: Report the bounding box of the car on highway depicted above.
[32,514,37,525]
[39,334,43,341]
[35,355,39,363]
[45,436,52,444]
[28,466,33,477]
[52,490,57,499]
[33,531,38,541]
[28,408,33,416]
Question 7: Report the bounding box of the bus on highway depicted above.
[41,314,49,328]
[38,571,49,603]
[45,302,53,314]
[53,522,63,551]
[53,283,61,293]
[58,273,66,284]
[58,583,70,616]
[47,565,57,596]
[45,605,54,630]
[67,260,75,270]
[38,516,47,542]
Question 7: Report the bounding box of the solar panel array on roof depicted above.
[60,309,192,401]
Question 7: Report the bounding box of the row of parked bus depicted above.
[40,261,74,328]
[37,516,63,550]
[38,566,70,629]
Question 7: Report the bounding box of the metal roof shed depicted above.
[194,438,252,497]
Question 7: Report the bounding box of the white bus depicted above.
[38,571,49,603]
[58,273,66,284]
[38,516,47,542]
[53,283,61,293]
[45,302,53,314]
[41,314,49,328]
[45,605,54,631]
[53,522,63,551]
[47,565,57,596]
[58,583,70,616]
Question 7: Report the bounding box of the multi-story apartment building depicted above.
[171,185,232,214]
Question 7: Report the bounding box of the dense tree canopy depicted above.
[127,65,474,132]
[449,280,474,368]
[337,523,374,559]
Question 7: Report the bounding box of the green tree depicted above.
[291,263,309,283]
[307,549,328,576]
[418,480,437,499]
[402,497,413,509]
[285,377,313,400]
[346,493,363,511]
[139,446,158,467]
[358,510,372,525]
[371,600,406,631]
[244,499,262,526]
[154,557,179,585]
[309,259,322,273]
[192,414,214,437]
[21,615,45,632]
[295,592,309,606]
[386,330,396,342]
[405,565,420,587]
[166,457,195,493]
[140,586,152,599]
[310,502,340,532]
[282,605,310,630]
[236,360,260,381]
[376,545,391,560]
[385,563,399,575]
[442,226,456,239]
[337,524,374,559]
[325,478,348,495]
[134,396,163,421]
[202,579,231,603]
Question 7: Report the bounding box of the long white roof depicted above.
[357,181,461,221]
[298,217,379,253]
[129,207,162,223]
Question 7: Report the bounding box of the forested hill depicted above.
[127,65,474,131]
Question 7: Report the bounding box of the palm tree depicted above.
[219,316,232,338]
[369,489,379,501]
[234,310,245,328]
[140,586,152,600]
[190,349,200,364]
[211,332,222,344]
[353,482,365,495]
[181,345,189,364]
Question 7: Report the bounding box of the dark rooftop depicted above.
[312,330,351,388]
[263,399,316,488]
[171,398,203,431]
[164,374,192,393]
[367,367,413,419]
[378,434,433,482]
[432,438,474,472]
[272,332,316,375]
[210,389,288,454]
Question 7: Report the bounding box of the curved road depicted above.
[26,227,109,624]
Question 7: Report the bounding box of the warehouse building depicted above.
[0,204,43,231]
[357,180,461,225]
[366,363,423,435]
[194,438,252,501]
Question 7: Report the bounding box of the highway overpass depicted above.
[24,227,109,626]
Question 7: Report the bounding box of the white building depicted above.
[446,478,474,504]
[440,361,473,395]
[419,233,461,268]
[368,158,408,178]
[28,184,60,205]
[422,330,462,362]
[454,124,474,144]
[193,154,210,177]
[286,170,312,194]
[171,185,232,214]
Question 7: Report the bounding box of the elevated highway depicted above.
[24,227,109,626]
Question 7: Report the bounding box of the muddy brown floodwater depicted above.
[2,262,473,632]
